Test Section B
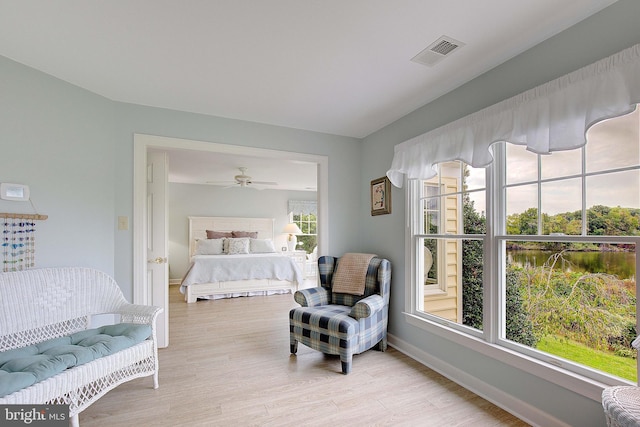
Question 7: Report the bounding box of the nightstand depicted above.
[284,250,307,275]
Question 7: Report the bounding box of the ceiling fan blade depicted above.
[208,167,278,189]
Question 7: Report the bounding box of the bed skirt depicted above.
[180,278,297,303]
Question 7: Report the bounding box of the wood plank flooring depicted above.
[80,285,530,426]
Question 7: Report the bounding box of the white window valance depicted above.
[387,43,640,188]
[288,200,317,215]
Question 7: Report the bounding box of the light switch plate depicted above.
[117,216,129,230]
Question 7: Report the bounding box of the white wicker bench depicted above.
[0,267,162,427]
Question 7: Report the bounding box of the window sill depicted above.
[402,311,627,402]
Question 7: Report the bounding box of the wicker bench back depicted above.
[0,267,129,351]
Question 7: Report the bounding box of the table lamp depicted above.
[282,223,302,251]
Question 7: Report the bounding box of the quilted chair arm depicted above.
[115,303,163,326]
[294,287,331,307]
[349,294,385,319]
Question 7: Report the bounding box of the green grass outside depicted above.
[538,336,637,382]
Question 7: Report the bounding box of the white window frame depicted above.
[410,162,486,337]
[289,204,317,253]
[422,181,446,295]
[404,141,640,402]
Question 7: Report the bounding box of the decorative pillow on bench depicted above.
[0,323,151,398]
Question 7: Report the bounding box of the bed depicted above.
[180,216,303,303]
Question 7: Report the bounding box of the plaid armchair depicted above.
[289,255,392,374]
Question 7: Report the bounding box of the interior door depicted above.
[147,150,169,348]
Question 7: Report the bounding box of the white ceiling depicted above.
[0,1,618,188]
[159,148,318,191]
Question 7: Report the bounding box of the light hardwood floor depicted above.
[81,285,530,426]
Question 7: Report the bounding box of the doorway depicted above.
[132,134,329,336]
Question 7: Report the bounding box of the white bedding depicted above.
[180,253,303,290]
[182,217,303,302]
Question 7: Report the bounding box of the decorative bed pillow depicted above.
[194,238,225,255]
[226,237,250,254]
[250,238,276,253]
[206,230,232,239]
[232,230,258,238]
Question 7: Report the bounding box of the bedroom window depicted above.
[408,109,640,384]
[288,200,317,254]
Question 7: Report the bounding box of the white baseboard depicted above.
[387,333,571,427]
[169,279,181,286]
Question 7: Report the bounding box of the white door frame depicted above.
[132,133,329,305]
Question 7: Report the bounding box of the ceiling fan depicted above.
[208,167,278,189]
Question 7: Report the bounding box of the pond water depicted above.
[508,249,636,280]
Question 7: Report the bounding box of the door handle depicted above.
[148,257,167,264]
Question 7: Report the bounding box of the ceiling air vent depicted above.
[411,35,465,67]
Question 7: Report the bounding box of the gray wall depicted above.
[0,55,116,274]
[168,182,316,279]
[0,0,639,424]
[360,1,640,426]
[0,61,361,298]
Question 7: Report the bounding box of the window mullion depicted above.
[537,153,542,235]
[484,144,503,344]
[407,179,421,314]
[581,146,587,236]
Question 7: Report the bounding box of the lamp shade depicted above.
[282,223,302,234]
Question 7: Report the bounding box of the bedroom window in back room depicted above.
[288,200,317,254]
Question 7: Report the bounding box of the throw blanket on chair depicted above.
[331,253,377,295]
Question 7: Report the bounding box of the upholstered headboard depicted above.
[188,216,275,257]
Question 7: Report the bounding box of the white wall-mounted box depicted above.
[0,183,30,201]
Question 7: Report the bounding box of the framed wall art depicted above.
[370,176,391,216]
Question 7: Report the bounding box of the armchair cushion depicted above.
[349,294,385,319]
[289,305,357,354]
